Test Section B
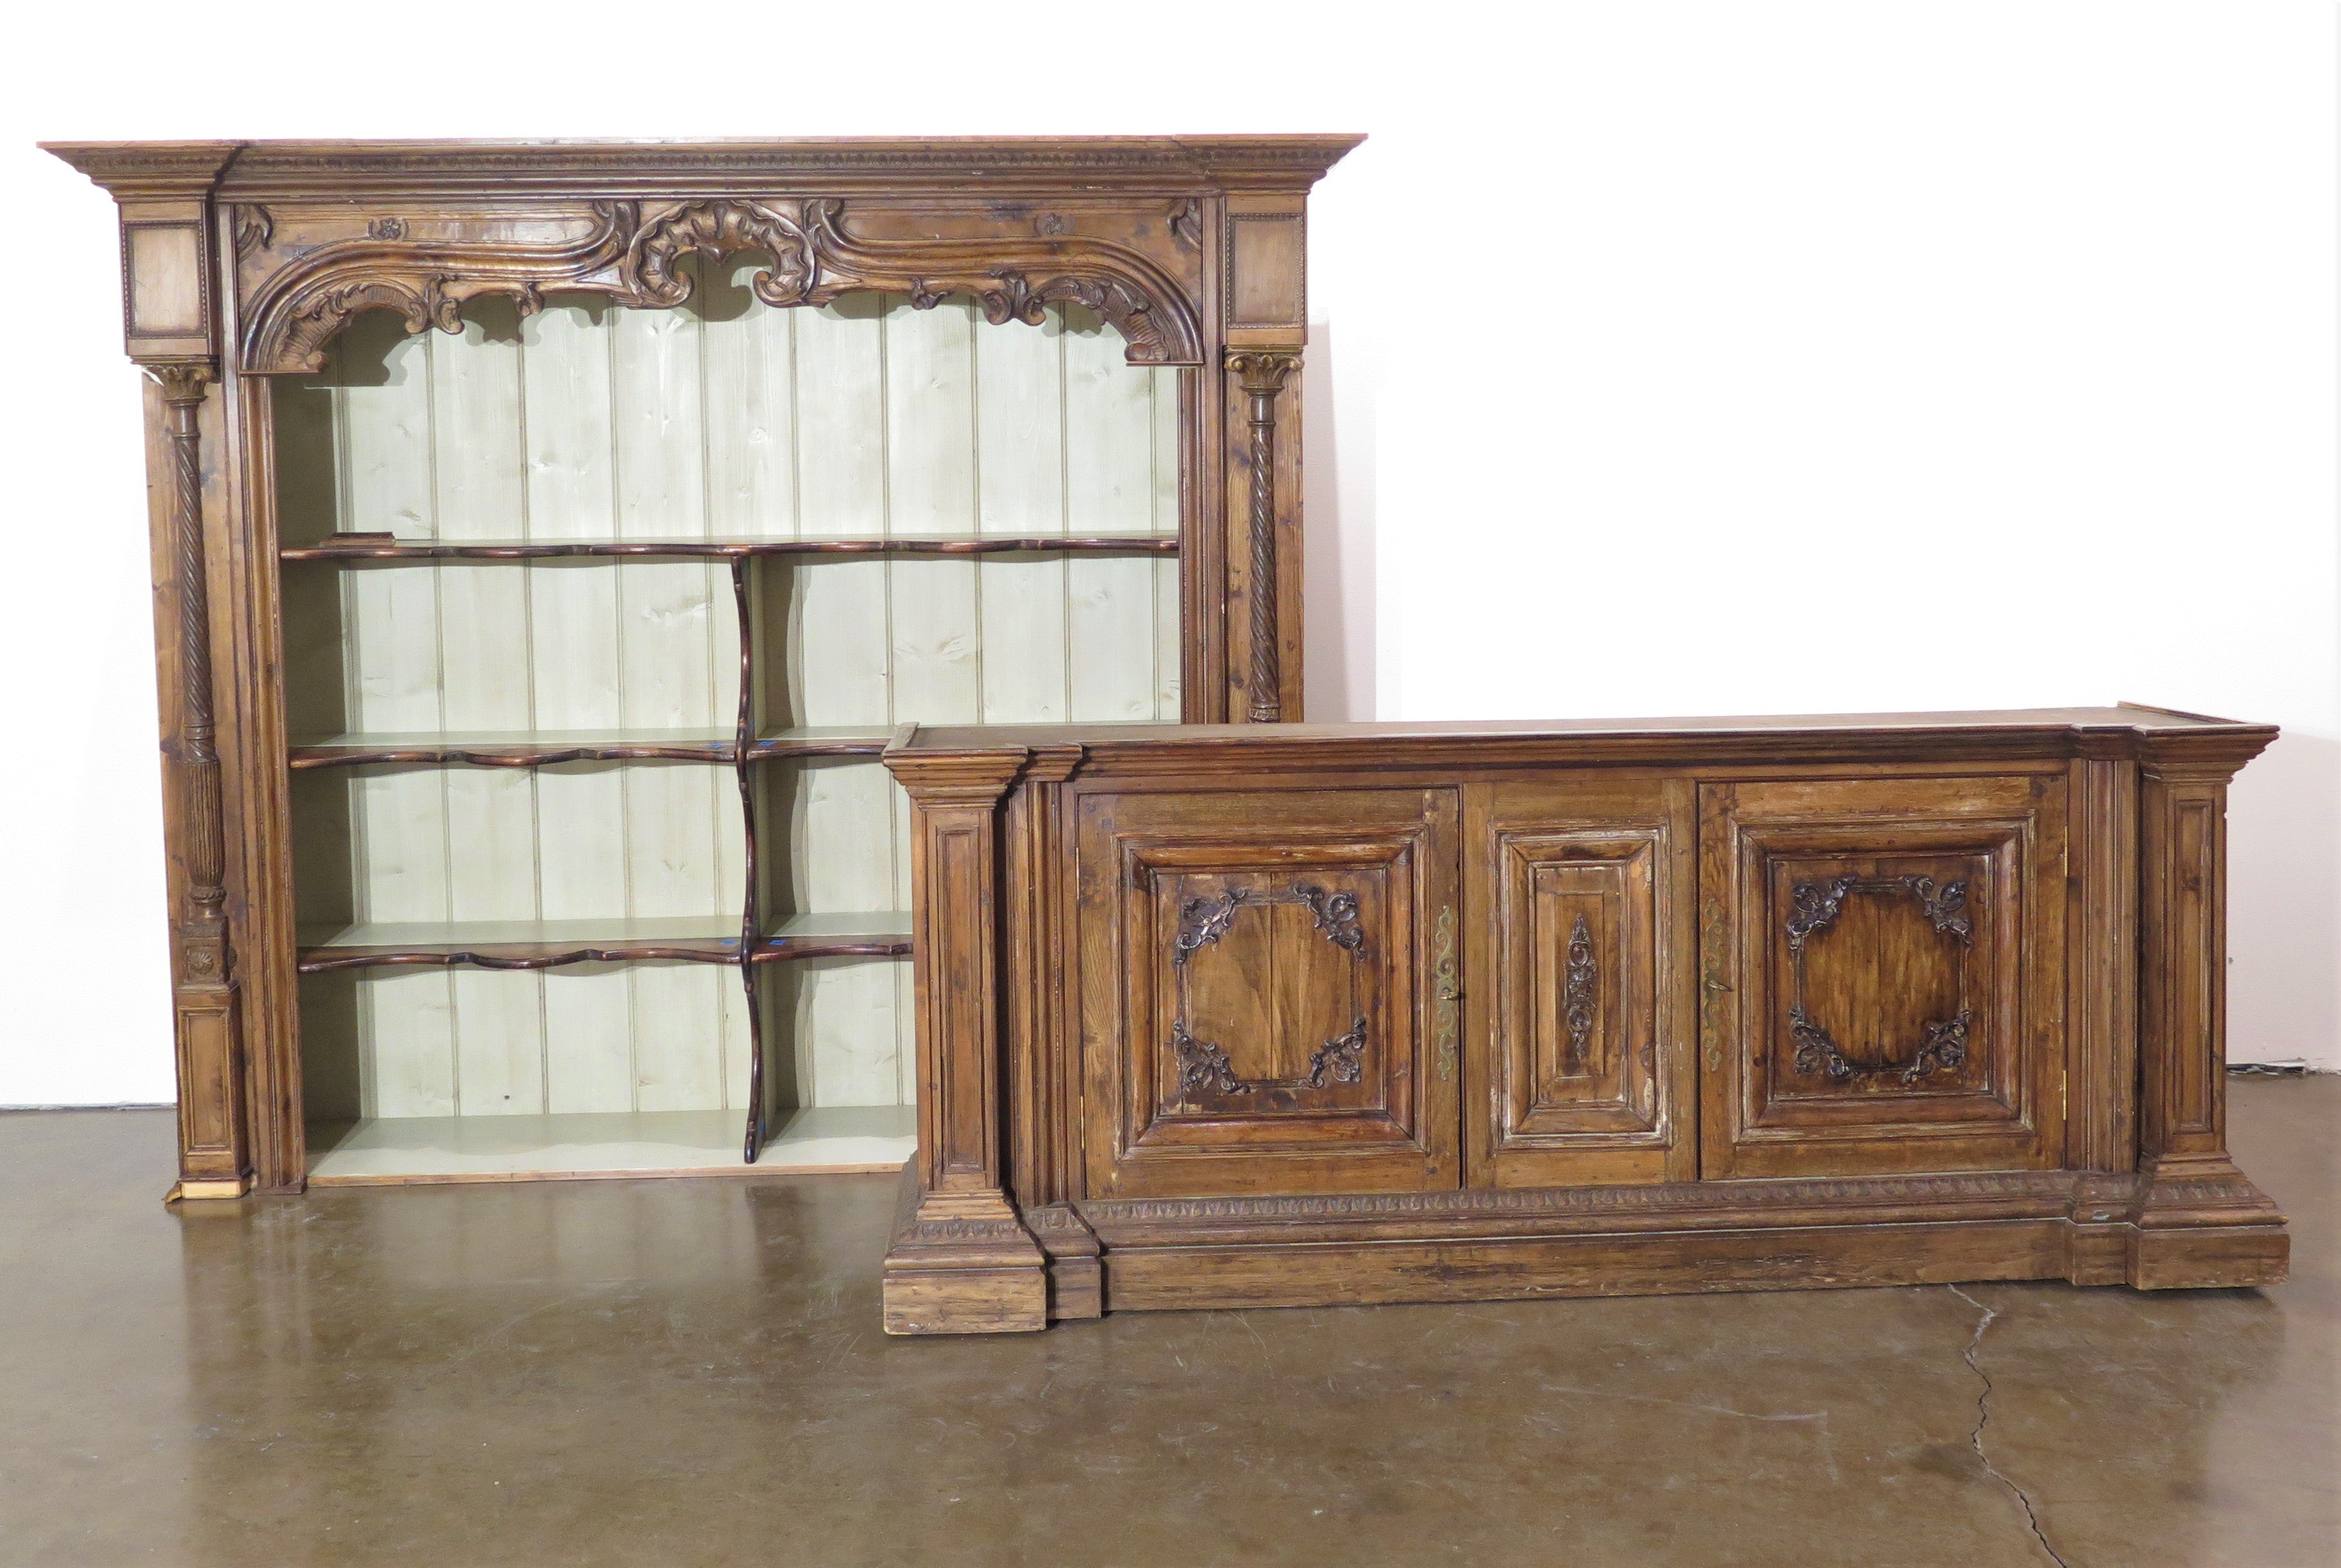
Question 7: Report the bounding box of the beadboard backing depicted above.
[277,279,1180,1127]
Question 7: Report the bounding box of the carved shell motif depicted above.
[620,199,816,308]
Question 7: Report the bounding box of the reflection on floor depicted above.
[1,1079,2332,1567]
[304,1106,915,1183]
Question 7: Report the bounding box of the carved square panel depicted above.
[1159,868,1387,1120]
[1225,199,1306,331]
[119,215,212,358]
[1766,853,1995,1106]
[1074,786,1460,1198]
[1699,774,2067,1180]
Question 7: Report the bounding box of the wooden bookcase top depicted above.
[45,135,1369,198]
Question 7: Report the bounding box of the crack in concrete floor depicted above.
[1951,1283,2072,1568]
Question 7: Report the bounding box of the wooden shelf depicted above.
[290,727,733,769]
[288,726,893,770]
[744,726,895,762]
[305,1106,915,1183]
[296,916,742,973]
[281,534,1182,562]
[295,911,913,972]
[751,912,913,963]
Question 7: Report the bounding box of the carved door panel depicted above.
[1699,775,2067,1179]
[1464,778,1697,1187]
[1075,786,1460,1198]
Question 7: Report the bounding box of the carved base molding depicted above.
[1035,1167,2289,1312]
[881,1167,1049,1335]
[1024,1204,1105,1321]
[2124,1153,2291,1289]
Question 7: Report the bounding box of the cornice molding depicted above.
[2134,726,2278,778]
[885,747,1031,807]
[42,135,1365,199]
[43,141,241,198]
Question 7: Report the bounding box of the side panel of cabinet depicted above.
[1464,778,1697,1187]
[1075,785,1460,1198]
[1698,774,2067,1179]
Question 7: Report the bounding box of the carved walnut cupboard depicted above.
[53,139,2284,1337]
[49,135,1353,1194]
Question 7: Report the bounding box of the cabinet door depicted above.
[1466,778,1697,1187]
[1075,785,1460,1198]
[1699,775,2066,1179]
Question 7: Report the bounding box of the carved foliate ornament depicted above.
[242,197,1204,374]
[1563,913,1598,1074]
[232,205,272,258]
[1164,878,1372,1101]
[1785,875,1976,1086]
[1432,904,1460,1082]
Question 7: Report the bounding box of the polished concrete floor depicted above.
[3,1081,2333,1567]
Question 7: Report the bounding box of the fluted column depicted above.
[879,743,1048,1334]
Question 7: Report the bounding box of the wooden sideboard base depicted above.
[956,1169,2286,1325]
[881,1166,1051,1336]
[877,1165,2289,1332]
[2126,1153,2293,1289]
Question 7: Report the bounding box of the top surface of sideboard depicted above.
[893,704,2277,769]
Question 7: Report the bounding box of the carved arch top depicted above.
[240,196,1206,374]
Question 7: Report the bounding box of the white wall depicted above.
[1,0,2331,1104]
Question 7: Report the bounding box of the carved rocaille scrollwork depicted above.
[241,197,1205,374]
[1304,1019,1369,1088]
[153,365,232,992]
[1909,875,1972,943]
[1172,1021,1243,1095]
[1785,874,1978,1086]
[1170,198,1204,248]
[1176,882,1363,963]
[1789,875,1972,952]
[1293,883,1365,955]
[1786,877,1853,954]
[1793,1004,1972,1085]
[1173,889,1243,965]
[1173,1016,1369,1097]
[1564,913,1597,1073]
[626,198,815,308]
[1225,350,1301,722]
[1166,878,1374,1101]
[232,205,272,258]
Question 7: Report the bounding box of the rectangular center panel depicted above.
[1464,776,1698,1187]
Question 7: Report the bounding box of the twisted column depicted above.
[157,365,230,985]
[1225,351,1301,722]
